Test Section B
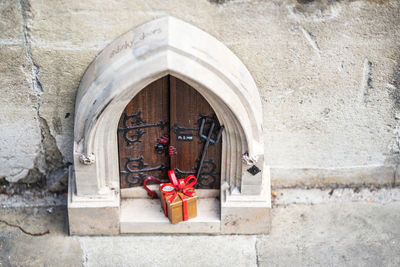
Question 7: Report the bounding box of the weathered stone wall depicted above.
[0,0,399,190]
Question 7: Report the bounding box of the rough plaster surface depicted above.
[0,1,41,183]
[258,201,400,266]
[1,189,400,266]
[273,187,400,205]
[0,0,73,185]
[79,235,257,266]
[0,207,82,266]
[1,0,400,187]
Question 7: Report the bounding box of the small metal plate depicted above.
[177,135,193,141]
[247,165,261,176]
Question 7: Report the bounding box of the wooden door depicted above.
[118,75,222,189]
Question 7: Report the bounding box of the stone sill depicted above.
[120,198,220,234]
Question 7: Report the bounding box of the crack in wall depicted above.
[361,58,373,104]
[17,0,69,190]
[19,0,42,127]
[78,238,89,267]
[300,26,321,57]
[39,117,65,171]
[255,236,261,267]
[19,0,46,183]
[209,0,230,4]
[389,56,400,185]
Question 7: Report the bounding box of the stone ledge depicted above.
[271,165,396,188]
[120,198,220,234]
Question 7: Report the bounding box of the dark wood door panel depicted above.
[118,77,170,188]
[170,77,222,189]
[118,75,222,189]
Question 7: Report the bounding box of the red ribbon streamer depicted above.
[160,170,197,221]
[143,176,167,198]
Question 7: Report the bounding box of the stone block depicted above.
[0,0,24,41]
[221,205,271,234]
[254,0,400,170]
[271,165,396,188]
[0,45,41,183]
[27,0,223,46]
[31,48,98,163]
[28,0,157,45]
[241,185,262,195]
[257,202,400,266]
[68,205,120,235]
[0,45,36,106]
[68,167,120,235]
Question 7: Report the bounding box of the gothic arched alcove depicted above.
[68,17,271,235]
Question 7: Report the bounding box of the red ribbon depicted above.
[143,176,168,198]
[160,170,197,221]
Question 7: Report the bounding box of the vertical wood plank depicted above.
[169,76,222,189]
[169,76,177,170]
[118,77,170,188]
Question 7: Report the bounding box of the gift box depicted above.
[160,170,198,224]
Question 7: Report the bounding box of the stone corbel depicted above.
[242,152,259,165]
[79,153,95,165]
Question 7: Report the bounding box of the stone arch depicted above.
[69,17,270,235]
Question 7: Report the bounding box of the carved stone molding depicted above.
[79,153,95,165]
[68,16,270,235]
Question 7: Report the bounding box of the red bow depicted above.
[160,170,197,221]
